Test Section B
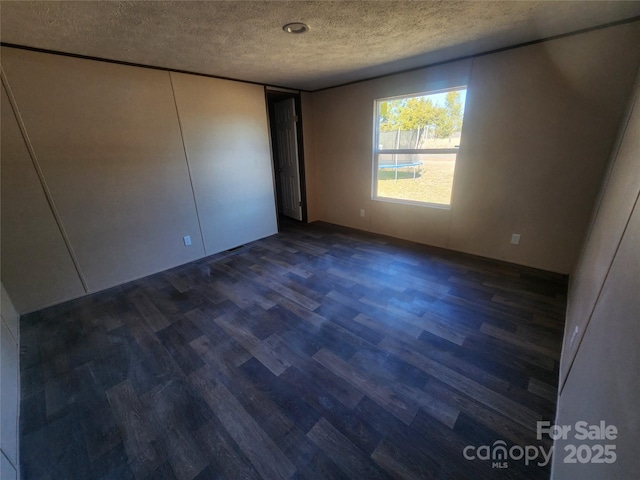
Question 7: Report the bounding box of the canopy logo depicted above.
[462,440,552,469]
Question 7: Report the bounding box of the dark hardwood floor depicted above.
[20,220,567,479]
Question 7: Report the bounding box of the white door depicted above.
[274,98,303,221]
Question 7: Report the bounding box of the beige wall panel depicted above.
[551,194,640,480]
[170,73,277,254]
[1,284,20,475]
[313,82,374,230]
[366,59,472,100]
[560,78,640,386]
[171,73,278,254]
[1,454,17,480]
[1,318,19,469]
[311,23,639,274]
[369,201,450,247]
[312,60,471,233]
[449,22,640,273]
[1,83,85,313]
[1,285,19,341]
[1,48,205,293]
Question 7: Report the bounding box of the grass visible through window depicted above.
[377,153,456,205]
[373,88,467,207]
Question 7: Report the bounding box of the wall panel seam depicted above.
[1,449,18,473]
[1,315,18,345]
[168,72,208,255]
[559,75,640,394]
[0,67,89,293]
[560,189,640,396]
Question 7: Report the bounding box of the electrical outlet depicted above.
[510,233,521,245]
[183,235,192,246]
[360,209,365,218]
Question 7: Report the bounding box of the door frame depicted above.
[265,88,308,225]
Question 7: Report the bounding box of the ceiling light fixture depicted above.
[283,22,309,34]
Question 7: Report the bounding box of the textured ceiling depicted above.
[1,1,639,91]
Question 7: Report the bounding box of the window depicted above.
[373,87,467,207]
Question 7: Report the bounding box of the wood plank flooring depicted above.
[19,220,567,479]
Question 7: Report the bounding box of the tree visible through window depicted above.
[373,87,467,206]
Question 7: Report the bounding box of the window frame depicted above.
[372,86,467,209]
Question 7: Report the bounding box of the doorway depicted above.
[266,90,307,225]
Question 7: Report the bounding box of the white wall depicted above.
[552,73,640,479]
[308,22,640,274]
[1,47,278,314]
[1,284,20,480]
[170,72,277,253]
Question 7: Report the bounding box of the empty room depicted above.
[1,2,639,479]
